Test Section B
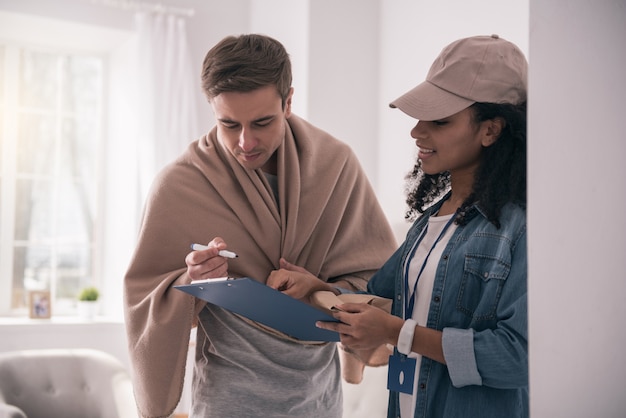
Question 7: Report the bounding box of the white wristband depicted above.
[397,319,417,355]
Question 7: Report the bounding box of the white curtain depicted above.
[134,11,198,202]
[121,13,197,414]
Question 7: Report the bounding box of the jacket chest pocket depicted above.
[457,254,510,321]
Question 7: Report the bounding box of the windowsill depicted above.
[0,316,124,326]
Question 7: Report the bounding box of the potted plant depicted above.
[77,286,100,320]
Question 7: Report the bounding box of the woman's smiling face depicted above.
[410,107,488,178]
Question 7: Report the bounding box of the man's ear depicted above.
[284,87,294,117]
[482,117,505,147]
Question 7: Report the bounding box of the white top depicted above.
[400,213,457,418]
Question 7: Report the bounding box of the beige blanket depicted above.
[123,115,397,418]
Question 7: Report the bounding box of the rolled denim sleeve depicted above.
[442,327,482,387]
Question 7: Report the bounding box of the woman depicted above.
[270,34,528,418]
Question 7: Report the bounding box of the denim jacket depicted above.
[368,198,528,418]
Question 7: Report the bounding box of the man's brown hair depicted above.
[201,34,292,107]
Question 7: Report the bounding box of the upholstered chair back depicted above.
[0,348,137,418]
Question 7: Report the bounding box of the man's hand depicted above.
[185,237,230,280]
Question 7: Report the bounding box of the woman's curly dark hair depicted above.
[404,101,527,228]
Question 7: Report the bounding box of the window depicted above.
[0,11,153,320]
[0,42,103,316]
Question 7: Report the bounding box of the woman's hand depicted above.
[316,303,403,350]
[266,258,335,301]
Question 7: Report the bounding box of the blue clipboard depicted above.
[175,277,340,342]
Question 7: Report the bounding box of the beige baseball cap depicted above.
[390,34,528,121]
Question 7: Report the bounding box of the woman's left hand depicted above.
[316,303,403,350]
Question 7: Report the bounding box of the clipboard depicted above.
[175,277,340,342]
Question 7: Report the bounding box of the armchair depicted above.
[0,348,137,418]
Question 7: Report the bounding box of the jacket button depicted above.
[434,296,440,302]
[420,383,426,389]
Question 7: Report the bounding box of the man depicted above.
[124,34,397,418]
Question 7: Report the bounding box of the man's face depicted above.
[211,85,293,174]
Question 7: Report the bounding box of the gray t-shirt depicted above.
[191,304,343,418]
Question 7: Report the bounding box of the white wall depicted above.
[528,1,626,416]
[248,0,383,189]
[307,0,381,184]
[249,0,309,118]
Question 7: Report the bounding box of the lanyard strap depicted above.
[403,214,456,319]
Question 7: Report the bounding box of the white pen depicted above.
[190,243,238,258]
